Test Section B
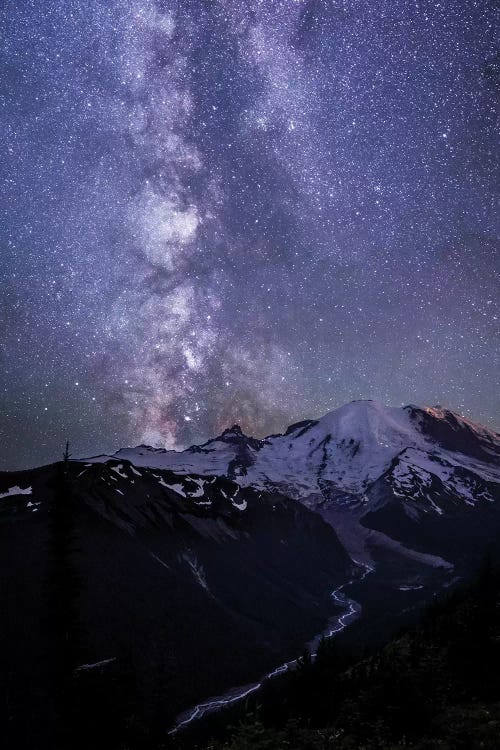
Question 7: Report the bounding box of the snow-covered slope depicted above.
[86,401,500,518]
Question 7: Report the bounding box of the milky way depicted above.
[1,0,499,469]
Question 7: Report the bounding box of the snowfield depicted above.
[83,400,500,516]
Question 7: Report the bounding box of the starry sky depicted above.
[1,0,499,470]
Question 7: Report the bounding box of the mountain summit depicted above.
[87,400,500,570]
[100,400,499,504]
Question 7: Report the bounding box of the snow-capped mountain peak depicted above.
[218,424,245,439]
[85,401,500,518]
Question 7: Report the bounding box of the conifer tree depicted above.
[48,441,82,744]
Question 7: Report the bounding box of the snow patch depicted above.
[187,478,205,498]
[111,464,128,479]
[0,485,32,499]
[75,658,116,673]
[399,584,424,591]
[161,480,186,497]
[231,498,247,511]
[181,550,210,592]
[150,552,170,570]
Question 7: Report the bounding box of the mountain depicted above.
[90,400,500,572]
[100,400,500,505]
[2,400,499,747]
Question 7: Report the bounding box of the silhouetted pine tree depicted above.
[47,442,82,745]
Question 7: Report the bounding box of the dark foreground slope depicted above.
[0,460,351,749]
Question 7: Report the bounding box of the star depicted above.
[0,0,498,469]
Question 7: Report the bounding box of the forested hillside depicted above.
[194,560,500,750]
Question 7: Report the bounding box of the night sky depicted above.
[1,0,499,470]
